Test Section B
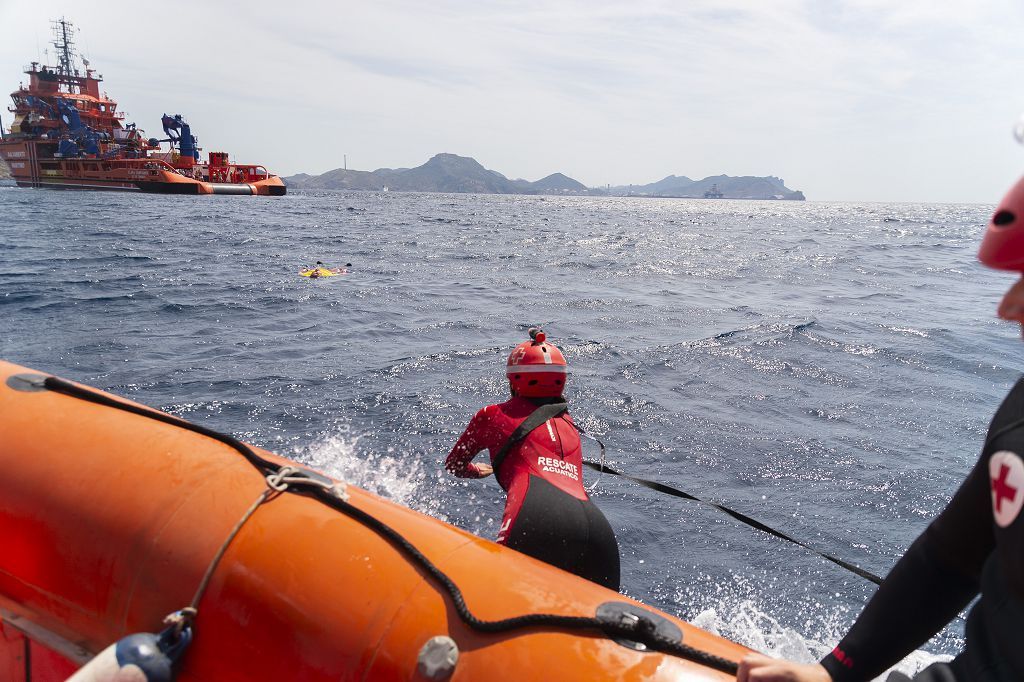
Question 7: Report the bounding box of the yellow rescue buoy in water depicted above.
[300,262,350,278]
[300,268,341,278]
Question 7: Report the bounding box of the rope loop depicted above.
[266,465,349,501]
[266,465,302,492]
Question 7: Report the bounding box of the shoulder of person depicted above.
[474,404,499,421]
[985,377,1024,450]
[999,376,1024,413]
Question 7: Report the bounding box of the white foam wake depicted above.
[294,426,449,522]
[690,600,953,680]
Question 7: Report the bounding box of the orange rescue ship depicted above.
[0,19,285,196]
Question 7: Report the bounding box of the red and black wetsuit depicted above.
[821,379,1024,682]
[446,396,620,590]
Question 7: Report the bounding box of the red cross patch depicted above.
[989,451,1024,528]
[509,348,527,366]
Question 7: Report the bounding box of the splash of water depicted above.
[684,584,954,680]
[295,425,449,522]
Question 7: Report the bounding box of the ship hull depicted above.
[15,179,141,191]
[0,141,286,196]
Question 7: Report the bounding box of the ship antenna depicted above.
[51,17,78,78]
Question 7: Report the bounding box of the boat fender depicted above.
[67,619,193,682]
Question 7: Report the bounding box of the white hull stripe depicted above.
[506,365,567,374]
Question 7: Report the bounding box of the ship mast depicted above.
[51,17,79,83]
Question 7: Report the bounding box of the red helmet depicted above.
[506,328,568,398]
[980,175,1024,270]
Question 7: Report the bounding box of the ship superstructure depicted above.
[0,19,285,195]
[703,183,724,199]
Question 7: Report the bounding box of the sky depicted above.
[1,0,1023,202]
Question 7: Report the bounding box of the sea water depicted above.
[1,187,1013,677]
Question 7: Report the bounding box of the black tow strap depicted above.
[487,404,881,586]
[38,377,740,675]
[582,460,884,586]
[491,399,568,475]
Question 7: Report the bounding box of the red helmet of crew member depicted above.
[506,327,568,398]
[980,175,1024,270]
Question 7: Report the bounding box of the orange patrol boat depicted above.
[0,358,749,680]
[0,19,285,196]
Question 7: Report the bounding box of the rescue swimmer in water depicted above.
[445,327,621,590]
[301,261,351,278]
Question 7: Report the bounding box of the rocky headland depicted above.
[284,153,805,200]
[610,174,805,200]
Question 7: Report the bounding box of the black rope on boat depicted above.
[40,376,740,676]
[581,460,885,586]
[317,491,739,673]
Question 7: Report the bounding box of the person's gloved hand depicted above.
[737,653,832,682]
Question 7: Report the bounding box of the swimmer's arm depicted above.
[445,442,487,478]
[445,409,494,478]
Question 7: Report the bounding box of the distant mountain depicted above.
[531,172,588,192]
[641,174,694,195]
[285,153,591,195]
[285,154,805,199]
[611,174,804,200]
[388,153,518,193]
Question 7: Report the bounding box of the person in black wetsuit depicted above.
[737,179,1024,682]
[445,328,620,590]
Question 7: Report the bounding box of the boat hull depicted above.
[12,172,287,196]
[0,141,286,196]
[0,361,746,681]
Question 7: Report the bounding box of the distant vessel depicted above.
[0,19,285,196]
[703,184,724,199]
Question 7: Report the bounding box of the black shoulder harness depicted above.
[491,400,568,475]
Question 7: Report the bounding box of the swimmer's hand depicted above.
[737,654,831,682]
[473,463,494,477]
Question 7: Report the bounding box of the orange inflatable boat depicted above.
[0,360,748,680]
